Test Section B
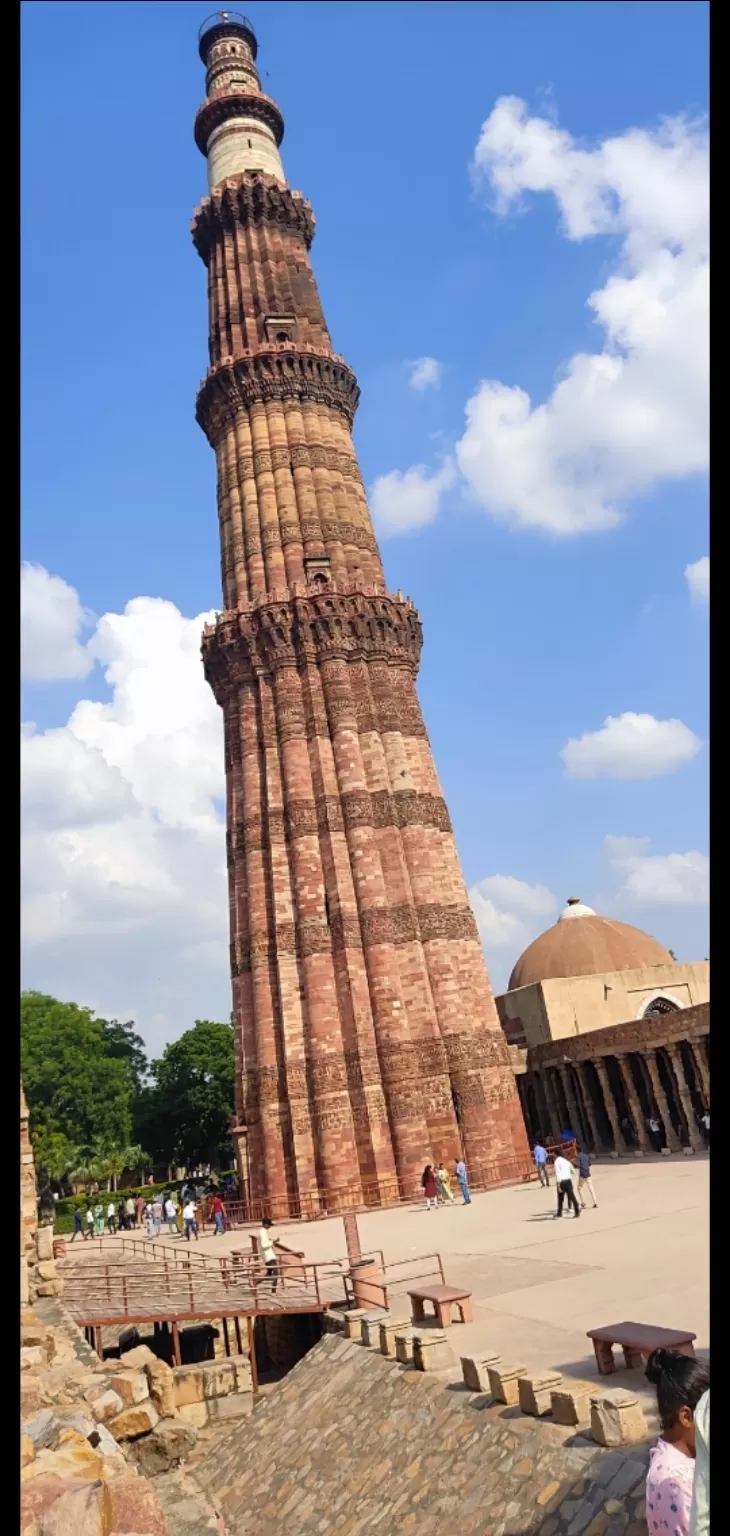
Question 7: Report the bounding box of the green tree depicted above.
[100,1019,149,1093]
[21,992,135,1162]
[146,1020,234,1168]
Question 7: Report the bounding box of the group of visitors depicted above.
[531,1140,598,1218]
[421,1159,471,1208]
[69,1186,221,1242]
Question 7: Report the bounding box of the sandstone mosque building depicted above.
[496,898,709,1157]
[192,13,531,1216]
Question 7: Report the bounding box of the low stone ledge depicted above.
[413,1331,454,1372]
[460,1353,501,1393]
[487,1362,528,1406]
[394,1329,416,1365]
[590,1389,648,1446]
[360,1310,389,1347]
[518,1371,564,1418]
[379,1316,412,1357]
[551,1381,595,1427]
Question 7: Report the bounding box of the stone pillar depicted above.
[574,1064,604,1153]
[558,1065,586,1145]
[541,1070,563,1140]
[594,1058,627,1155]
[532,1073,553,1140]
[614,1055,652,1153]
[665,1044,703,1151]
[690,1038,710,1104]
[643,1050,682,1152]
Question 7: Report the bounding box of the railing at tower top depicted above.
[198,11,256,46]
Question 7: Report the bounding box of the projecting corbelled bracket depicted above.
[192,171,315,261]
[196,348,360,439]
[194,89,284,157]
[202,590,424,699]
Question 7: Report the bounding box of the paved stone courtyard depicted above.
[166,1157,708,1397]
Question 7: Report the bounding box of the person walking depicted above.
[435,1163,454,1203]
[135,1194,146,1229]
[648,1116,663,1152]
[117,1199,127,1232]
[211,1192,226,1235]
[85,1206,94,1239]
[645,1349,710,1536]
[421,1164,438,1210]
[151,1197,163,1237]
[106,1200,116,1235]
[183,1199,199,1241]
[700,1109,709,1146]
[164,1196,177,1235]
[256,1217,278,1291]
[689,1389,709,1536]
[71,1208,84,1242]
[533,1142,549,1187]
[574,1147,598,1208]
[94,1203,104,1236]
[455,1157,471,1204]
[554,1151,580,1218]
[125,1195,135,1229]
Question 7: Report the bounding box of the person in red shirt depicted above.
[211,1192,226,1236]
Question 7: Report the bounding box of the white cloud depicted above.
[605,835,709,905]
[685,555,709,604]
[369,460,456,537]
[560,712,702,780]
[469,875,557,989]
[408,357,442,391]
[21,587,229,1054]
[377,99,708,538]
[21,562,95,680]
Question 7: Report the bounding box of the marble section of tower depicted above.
[193,13,531,1213]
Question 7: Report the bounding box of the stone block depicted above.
[518,1371,564,1417]
[22,1345,45,1371]
[128,1417,197,1476]
[107,1475,168,1536]
[551,1381,595,1427]
[413,1331,455,1372]
[206,1392,254,1421]
[91,1390,125,1425]
[120,1345,159,1371]
[177,1400,208,1430]
[360,1310,389,1347]
[28,1444,105,1483]
[202,1360,236,1399]
[342,1308,369,1341]
[21,1475,67,1533]
[460,1354,501,1393]
[173,1365,205,1408]
[322,1311,346,1335]
[232,1356,253,1394]
[21,1256,30,1306]
[22,1411,58,1451]
[36,1226,54,1262]
[37,1262,58,1282]
[660,1147,671,1156]
[56,1414,96,1441]
[108,1401,159,1440]
[683,1146,695,1156]
[146,1360,176,1418]
[36,1281,62,1298]
[108,1371,149,1407]
[21,1379,43,1418]
[21,1435,36,1468]
[379,1317,412,1357]
[394,1329,416,1364]
[590,1390,648,1447]
[487,1363,528,1406]
[38,1478,111,1536]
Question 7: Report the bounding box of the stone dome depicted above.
[508,898,673,990]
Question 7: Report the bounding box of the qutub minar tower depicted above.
[193,12,531,1215]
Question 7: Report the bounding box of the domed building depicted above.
[495,900,709,1158]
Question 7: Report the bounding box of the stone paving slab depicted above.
[190,1332,651,1535]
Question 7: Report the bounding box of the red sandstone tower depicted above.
[193,12,530,1215]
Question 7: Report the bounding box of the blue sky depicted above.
[21,2,709,1049]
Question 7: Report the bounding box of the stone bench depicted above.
[587,1321,696,1376]
[408,1285,473,1329]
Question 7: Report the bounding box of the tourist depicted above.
[553,1150,580,1218]
[183,1198,199,1241]
[85,1206,94,1238]
[421,1164,438,1210]
[135,1194,146,1228]
[94,1203,104,1236]
[117,1199,127,1232]
[645,1348,710,1536]
[106,1200,116,1235]
[689,1389,709,1536]
[176,1201,184,1236]
[455,1157,471,1204]
[435,1163,454,1204]
[533,1142,549,1187]
[145,1203,155,1239]
[211,1191,226,1235]
[125,1195,135,1228]
[700,1109,709,1146]
[151,1196,163,1236]
[256,1217,278,1291]
[71,1208,84,1242]
[574,1147,598,1209]
[164,1195,177,1235]
[648,1115,663,1153]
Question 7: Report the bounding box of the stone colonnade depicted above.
[518,1009,709,1157]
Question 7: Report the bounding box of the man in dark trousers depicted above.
[553,1150,580,1218]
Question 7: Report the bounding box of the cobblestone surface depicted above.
[190,1334,650,1535]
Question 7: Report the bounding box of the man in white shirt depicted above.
[182,1200,198,1241]
[553,1153,581,1218]
[256,1217,279,1292]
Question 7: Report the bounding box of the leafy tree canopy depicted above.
[145,1019,235,1168]
[21,992,137,1170]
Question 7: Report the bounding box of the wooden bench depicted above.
[587,1321,696,1376]
[408,1285,473,1328]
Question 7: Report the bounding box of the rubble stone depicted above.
[590,1391,648,1448]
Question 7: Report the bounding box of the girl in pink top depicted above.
[645,1348,710,1536]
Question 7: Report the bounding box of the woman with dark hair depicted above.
[645,1348,710,1536]
[421,1165,438,1210]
